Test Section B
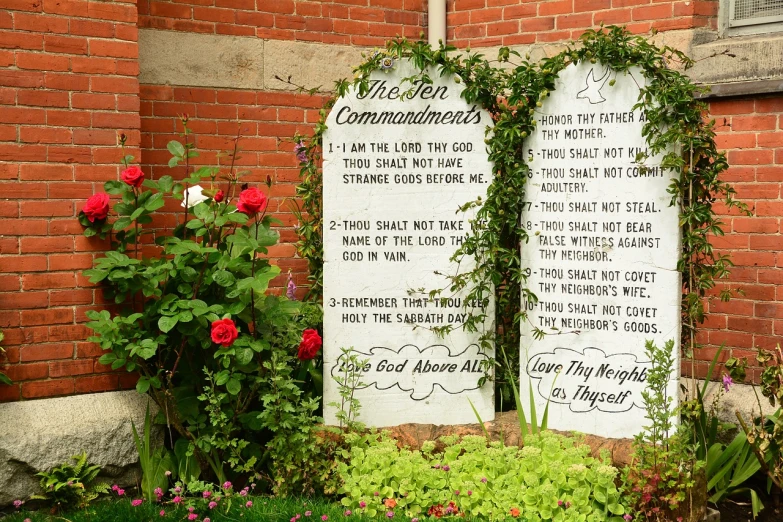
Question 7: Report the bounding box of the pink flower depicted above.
[132,499,143,507]
[246,501,253,508]
[204,519,211,522]
[209,501,217,509]
[222,481,232,490]
[624,516,633,521]
[112,484,119,491]
[188,507,195,513]
[321,516,328,522]
[203,491,212,499]
[344,510,352,516]
[116,488,125,496]
[240,490,248,497]
[165,470,172,477]
[13,500,23,509]
[160,510,166,517]
[386,512,394,519]
[467,490,473,496]
[175,486,182,493]
[305,510,312,516]
[154,487,163,498]
[454,490,460,496]
[188,514,198,521]
[359,501,367,508]
[481,477,487,483]
[173,496,182,504]
[723,374,733,392]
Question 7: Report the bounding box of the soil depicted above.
[717,481,782,522]
[717,499,781,522]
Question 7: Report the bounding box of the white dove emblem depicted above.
[576,66,611,104]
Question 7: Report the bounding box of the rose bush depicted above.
[81,123,329,495]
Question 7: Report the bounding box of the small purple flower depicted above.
[454,490,460,496]
[386,512,394,519]
[246,501,253,508]
[209,502,217,509]
[481,477,487,483]
[154,487,163,498]
[132,499,143,507]
[203,491,212,499]
[295,142,307,163]
[566,501,571,509]
[13,500,23,509]
[240,489,248,497]
[175,486,182,493]
[359,501,367,508]
[412,519,419,522]
[467,490,473,496]
[445,505,454,514]
[204,518,211,522]
[374,491,379,497]
[344,510,352,516]
[723,374,733,392]
[558,500,564,507]
[433,464,441,469]
[222,481,232,490]
[624,515,633,521]
[442,465,450,471]
[286,271,297,300]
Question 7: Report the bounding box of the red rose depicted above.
[82,193,110,223]
[211,318,238,348]
[121,165,145,188]
[236,187,267,215]
[297,328,322,360]
[214,190,224,203]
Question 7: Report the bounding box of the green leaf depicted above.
[105,180,125,195]
[213,270,236,287]
[167,140,185,157]
[136,378,150,394]
[226,378,241,395]
[158,316,178,333]
[235,348,253,366]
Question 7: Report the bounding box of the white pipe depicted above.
[428,0,446,48]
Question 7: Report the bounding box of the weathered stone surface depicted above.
[384,410,635,467]
[0,390,156,507]
[139,29,265,89]
[263,39,366,92]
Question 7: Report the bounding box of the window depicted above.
[724,0,783,33]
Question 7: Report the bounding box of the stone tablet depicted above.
[520,62,681,439]
[322,60,495,427]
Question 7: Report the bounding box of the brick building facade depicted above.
[0,0,781,401]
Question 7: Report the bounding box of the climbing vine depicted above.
[293,26,748,406]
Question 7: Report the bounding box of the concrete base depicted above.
[681,377,777,426]
[0,390,157,507]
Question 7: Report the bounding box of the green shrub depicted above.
[338,432,627,521]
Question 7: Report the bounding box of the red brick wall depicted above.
[690,95,783,382]
[0,0,141,402]
[0,1,779,402]
[138,0,424,45]
[447,0,716,46]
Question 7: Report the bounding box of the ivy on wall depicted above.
[293,26,748,404]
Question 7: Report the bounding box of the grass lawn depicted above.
[4,496,473,522]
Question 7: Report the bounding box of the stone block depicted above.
[0,390,157,507]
